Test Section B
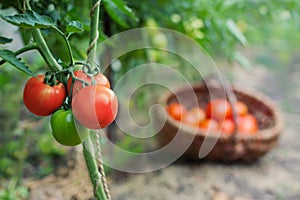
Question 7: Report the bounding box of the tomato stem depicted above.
[87,0,101,68]
[26,1,62,72]
[51,26,75,66]
[83,135,108,200]
[31,29,62,72]
[83,1,111,200]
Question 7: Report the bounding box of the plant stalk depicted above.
[25,0,61,72]
[83,0,109,200]
[87,0,101,67]
[83,136,108,200]
[31,29,62,72]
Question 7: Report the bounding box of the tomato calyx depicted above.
[44,71,60,86]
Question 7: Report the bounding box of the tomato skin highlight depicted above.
[167,102,186,121]
[182,111,199,126]
[219,119,235,135]
[206,99,233,122]
[72,85,118,129]
[51,109,89,146]
[234,101,248,116]
[198,118,219,133]
[237,114,258,135]
[23,75,66,116]
[67,70,110,96]
[182,107,206,126]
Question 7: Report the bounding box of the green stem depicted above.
[83,136,107,200]
[87,0,101,67]
[83,1,109,200]
[31,29,62,71]
[26,0,61,72]
[0,42,38,66]
[52,26,75,65]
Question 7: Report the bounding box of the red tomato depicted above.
[23,75,66,116]
[67,70,110,96]
[190,107,206,122]
[167,102,186,121]
[237,114,258,135]
[206,99,233,122]
[234,101,248,116]
[219,119,235,135]
[182,112,198,126]
[182,107,206,126]
[198,118,219,133]
[72,85,118,129]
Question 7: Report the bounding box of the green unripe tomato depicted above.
[50,109,89,146]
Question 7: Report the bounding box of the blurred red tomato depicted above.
[219,119,235,135]
[199,118,219,133]
[206,99,233,122]
[234,101,248,116]
[182,107,206,126]
[167,102,186,121]
[237,114,258,135]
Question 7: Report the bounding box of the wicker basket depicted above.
[156,80,283,162]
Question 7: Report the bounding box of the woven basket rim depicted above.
[160,82,283,142]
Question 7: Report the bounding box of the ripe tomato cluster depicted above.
[23,70,118,146]
[167,99,258,135]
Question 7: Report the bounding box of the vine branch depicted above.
[83,0,111,200]
[51,26,75,65]
[26,0,61,72]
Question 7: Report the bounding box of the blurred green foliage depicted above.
[0,65,67,199]
[0,0,299,199]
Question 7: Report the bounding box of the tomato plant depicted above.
[167,102,186,121]
[72,84,118,129]
[67,70,110,96]
[23,74,66,116]
[50,109,89,146]
[206,99,233,122]
[0,0,123,199]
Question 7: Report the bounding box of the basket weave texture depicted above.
[156,81,283,162]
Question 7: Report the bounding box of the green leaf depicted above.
[110,0,138,21]
[20,28,32,45]
[0,36,12,44]
[226,19,247,45]
[66,21,84,33]
[103,0,138,28]
[1,10,55,29]
[0,50,35,76]
[233,51,252,71]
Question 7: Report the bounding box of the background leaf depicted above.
[66,21,84,33]
[110,0,138,21]
[1,10,54,29]
[0,36,13,44]
[226,19,247,45]
[103,0,138,28]
[0,50,35,76]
